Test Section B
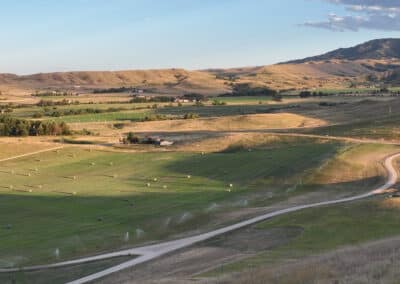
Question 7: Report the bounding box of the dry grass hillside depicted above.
[2,38,400,96]
[210,59,400,90]
[126,113,326,132]
[0,69,230,96]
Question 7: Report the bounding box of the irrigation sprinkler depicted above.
[54,248,60,259]
[124,232,130,242]
[135,228,145,238]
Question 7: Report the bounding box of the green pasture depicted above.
[0,139,338,267]
[209,198,400,276]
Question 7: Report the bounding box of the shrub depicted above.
[33,112,43,118]
[182,93,206,101]
[272,94,283,102]
[123,132,140,144]
[113,123,125,129]
[212,100,226,106]
[183,113,199,119]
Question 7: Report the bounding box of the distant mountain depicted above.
[284,38,400,64]
[2,38,400,96]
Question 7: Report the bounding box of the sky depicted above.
[1,0,400,74]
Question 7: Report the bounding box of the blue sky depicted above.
[1,0,399,74]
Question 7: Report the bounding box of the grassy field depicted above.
[204,196,400,278]
[50,109,152,123]
[155,104,291,118]
[127,113,325,132]
[306,113,400,140]
[212,96,275,104]
[198,143,400,278]
[0,137,339,268]
[0,142,56,160]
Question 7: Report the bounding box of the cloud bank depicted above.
[304,0,400,31]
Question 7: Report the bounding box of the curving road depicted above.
[1,151,399,284]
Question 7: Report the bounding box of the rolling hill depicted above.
[1,38,400,95]
[284,38,400,64]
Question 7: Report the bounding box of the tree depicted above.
[299,91,312,98]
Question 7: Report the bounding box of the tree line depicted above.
[0,116,71,136]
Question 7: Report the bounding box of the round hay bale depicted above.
[163,185,168,189]
[146,183,151,187]
[153,178,158,182]
[187,175,191,179]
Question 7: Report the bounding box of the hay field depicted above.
[0,137,338,268]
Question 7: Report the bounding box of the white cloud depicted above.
[304,0,400,31]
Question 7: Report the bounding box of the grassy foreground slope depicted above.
[0,137,339,268]
[200,143,400,283]
[218,198,400,284]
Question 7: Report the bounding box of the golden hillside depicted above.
[2,38,400,95]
